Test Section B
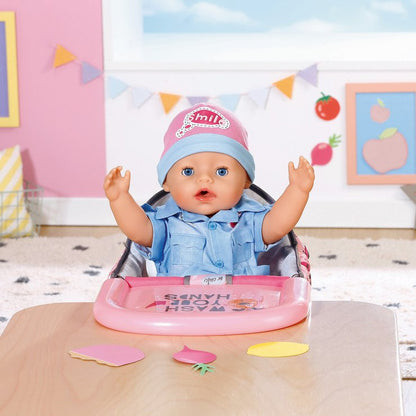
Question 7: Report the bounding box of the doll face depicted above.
[163,152,251,216]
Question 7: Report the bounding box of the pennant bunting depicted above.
[247,87,271,108]
[273,75,295,99]
[187,96,210,106]
[218,94,241,112]
[159,92,182,114]
[297,64,318,87]
[81,62,102,84]
[132,87,152,108]
[53,45,76,68]
[50,45,319,114]
[107,77,129,99]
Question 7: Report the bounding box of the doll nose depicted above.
[197,172,214,184]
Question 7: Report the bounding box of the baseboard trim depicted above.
[39,197,415,228]
[300,199,415,229]
[41,198,116,226]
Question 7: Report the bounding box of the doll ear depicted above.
[244,175,252,189]
[162,182,170,192]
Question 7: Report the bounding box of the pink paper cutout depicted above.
[362,128,408,174]
[173,345,216,364]
[69,344,145,367]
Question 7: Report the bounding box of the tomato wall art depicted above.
[315,92,340,121]
[346,83,416,184]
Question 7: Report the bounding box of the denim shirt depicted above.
[133,194,272,277]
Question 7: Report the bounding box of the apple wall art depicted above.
[346,83,416,184]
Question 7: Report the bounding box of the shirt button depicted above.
[208,222,217,230]
[215,260,224,268]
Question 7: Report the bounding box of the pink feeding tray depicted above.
[94,274,311,335]
[93,186,312,336]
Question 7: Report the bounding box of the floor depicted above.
[39,225,416,414]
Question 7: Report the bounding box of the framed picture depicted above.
[346,83,416,184]
[0,11,19,127]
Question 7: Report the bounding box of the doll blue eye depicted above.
[216,168,228,177]
[182,167,194,176]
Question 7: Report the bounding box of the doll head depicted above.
[157,103,255,186]
[157,104,255,216]
[162,151,251,216]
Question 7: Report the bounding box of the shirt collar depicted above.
[154,194,268,222]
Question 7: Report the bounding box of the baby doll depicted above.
[104,103,314,276]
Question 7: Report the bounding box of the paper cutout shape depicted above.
[362,127,408,174]
[370,98,390,123]
[132,87,152,108]
[218,94,240,111]
[247,342,309,358]
[159,92,182,114]
[173,345,216,364]
[53,45,76,68]
[69,344,145,367]
[273,75,295,99]
[247,87,271,108]
[315,92,340,120]
[192,363,215,375]
[107,76,129,99]
[311,133,341,166]
[297,64,318,87]
[187,96,210,106]
[81,61,101,84]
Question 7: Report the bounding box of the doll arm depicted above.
[262,156,315,245]
[104,166,153,247]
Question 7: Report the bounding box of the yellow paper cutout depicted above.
[273,75,295,99]
[247,342,309,358]
[53,45,76,68]
[159,92,182,114]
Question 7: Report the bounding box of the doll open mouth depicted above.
[195,188,216,201]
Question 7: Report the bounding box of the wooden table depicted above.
[0,301,403,415]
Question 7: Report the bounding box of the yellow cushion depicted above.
[0,145,34,237]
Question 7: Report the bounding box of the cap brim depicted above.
[157,134,255,185]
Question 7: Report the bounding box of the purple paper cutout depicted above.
[187,96,210,106]
[81,61,101,84]
[297,64,318,87]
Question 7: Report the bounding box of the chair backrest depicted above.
[110,184,306,279]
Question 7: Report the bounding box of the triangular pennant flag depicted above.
[159,92,182,114]
[81,61,102,84]
[132,87,152,108]
[273,75,295,99]
[53,45,76,68]
[107,76,129,99]
[247,87,271,108]
[297,64,318,87]
[218,94,241,112]
[187,96,210,106]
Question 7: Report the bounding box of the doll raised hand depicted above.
[104,103,314,276]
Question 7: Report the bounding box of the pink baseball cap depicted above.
[157,103,255,185]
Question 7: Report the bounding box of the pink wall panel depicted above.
[0,0,105,197]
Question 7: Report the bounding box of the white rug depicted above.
[0,233,415,379]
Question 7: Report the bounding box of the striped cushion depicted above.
[0,145,33,237]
